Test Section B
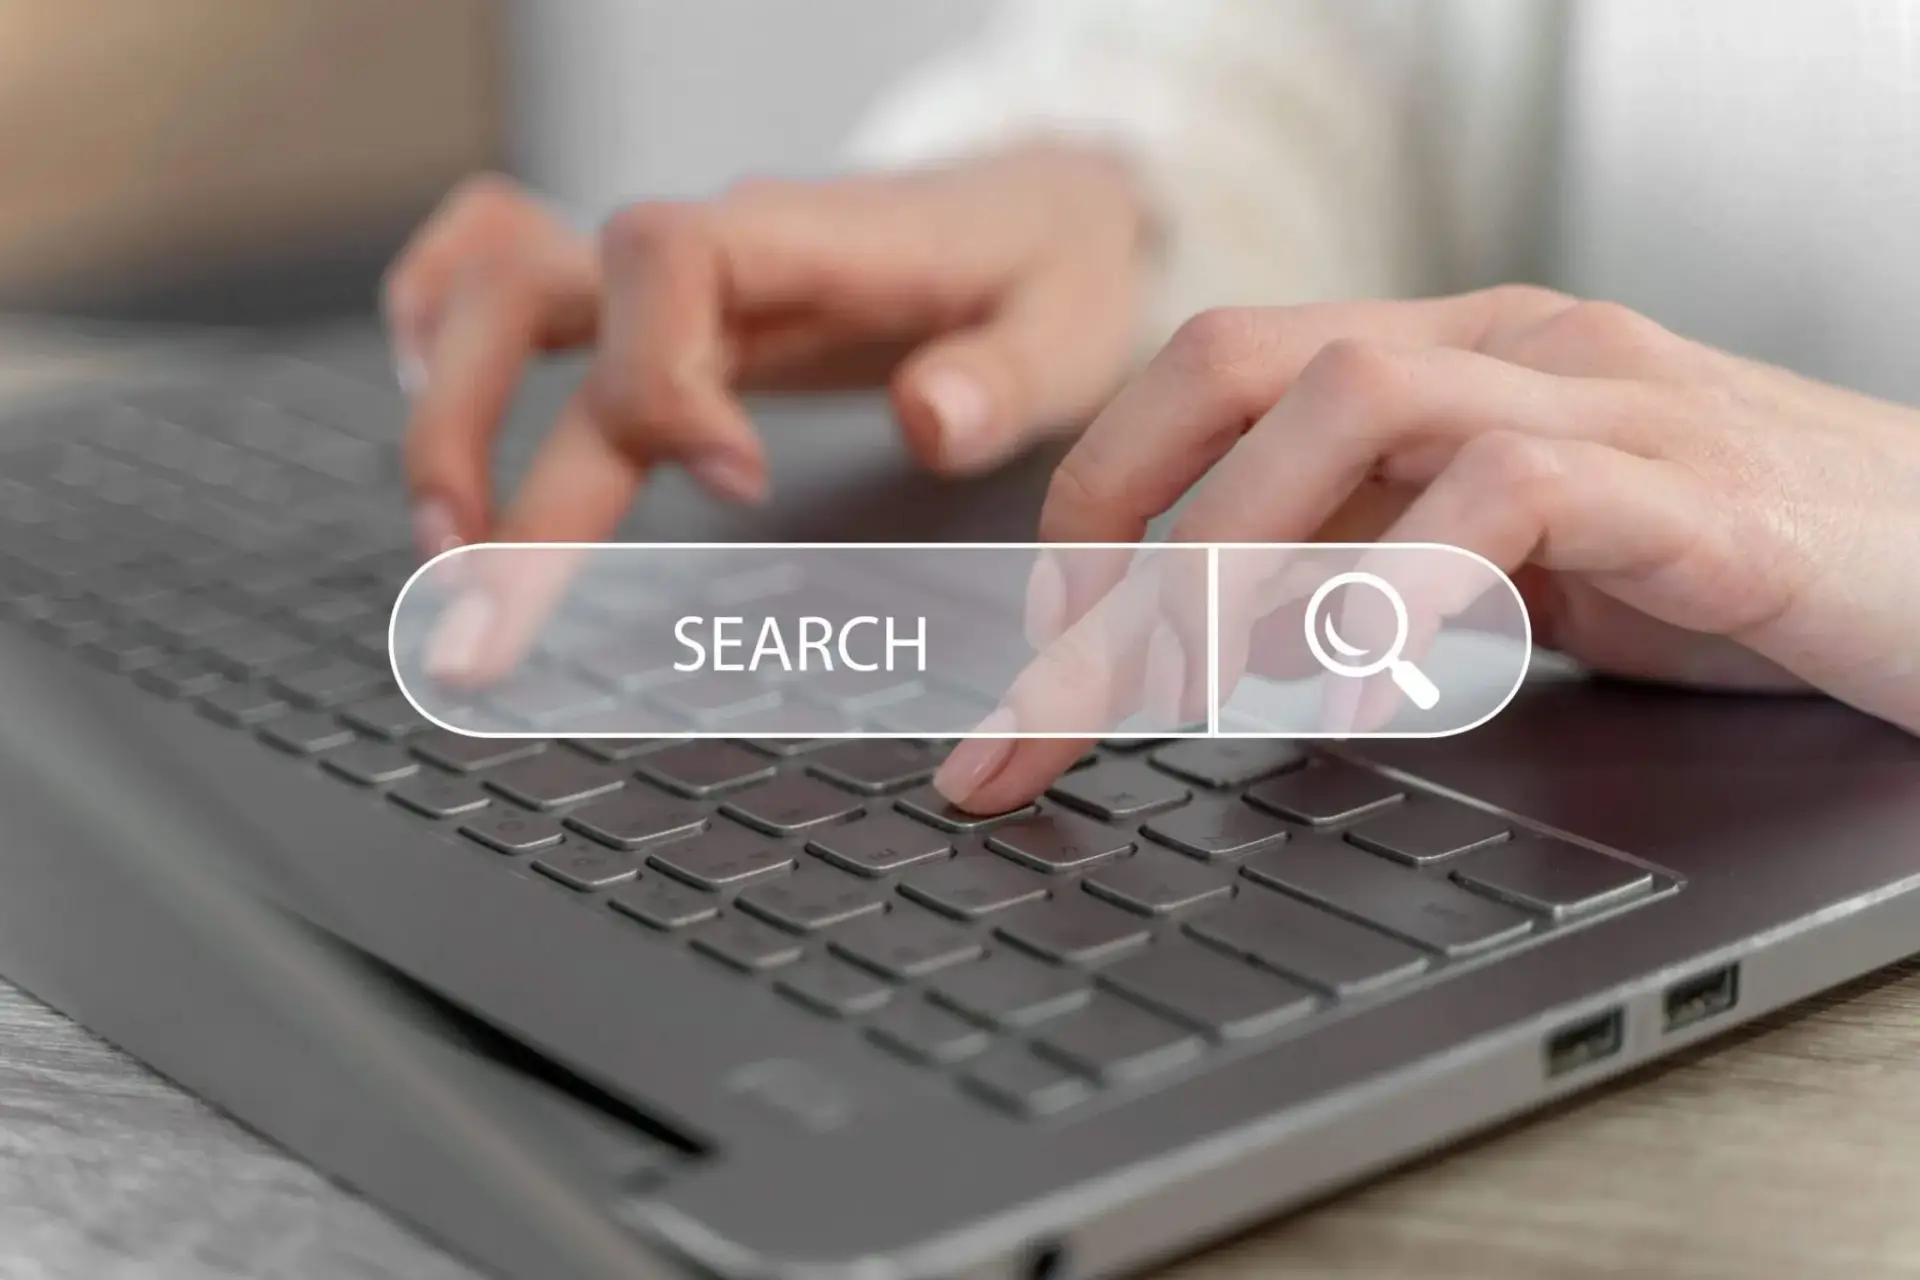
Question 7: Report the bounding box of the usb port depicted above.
[1545,1009,1623,1077]
[1663,963,1739,1032]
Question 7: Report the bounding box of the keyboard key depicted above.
[636,741,776,797]
[608,877,720,931]
[775,957,895,1017]
[259,713,355,756]
[899,854,1051,920]
[1150,740,1307,789]
[1345,800,1514,866]
[288,590,374,634]
[338,694,429,740]
[84,568,174,609]
[271,659,386,709]
[200,624,314,675]
[1141,798,1291,862]
[986,811,1134,873]
[133,657,226,699]
[1099,941,1317,1040]
[1242,838,1533,956]
[830,907,984,979]
[388,772,491,819]
[736,865,890,931]
[647,670,783,724]
[458,809,565,855]
[412,731,545,774]
[197,683,288,727]
[740,699,865,736]
[688,914,806,972]
[562,791,706,849]
[566,635,683,693]
[806,740,940,795]
[568,737,677,763]
[532,843,642,891]
[865,686,997,736]
[1083,849,1235,916]
[1100,737,1165,753]
[1189,888,1430,996]
[739,738,833,758]
[1047,760,1192,821]
[801,663,922,712]
[23,598,108,644]
[806,814,954,877]
[996,894,1153,966]
[928,953,1091,1028]
[1245,759,1405,826]
[484,754,625,810]
[482,667,615,729]
[894,787,1036,833]
[139,596,240,641]
[319,741,421,786]
[82,630,169,672]
[961,1047,1090,1117]
[866,998,991,1065]
[647,827,795,889]
[1033,994,1202,1084]
[1450,835,1655,919]
[719,775,863,835]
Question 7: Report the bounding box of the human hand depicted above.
[932,286,1920,811]
[384,145,1155,556]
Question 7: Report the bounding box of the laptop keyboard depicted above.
[0,361,1678,1121]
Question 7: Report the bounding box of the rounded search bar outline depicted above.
[388,542,1532,741]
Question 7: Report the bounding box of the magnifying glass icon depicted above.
[1303,571,1441,711]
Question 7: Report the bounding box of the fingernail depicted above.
[933,707,1018,805]
[1320,675,1362,736]
[920,369,995,471]
[687,454,769,505]
[395,349,428,398]
[425,591,497,684]
[1024,551,1067,650]
[413,499,464,562]
[1144,623,1187,723]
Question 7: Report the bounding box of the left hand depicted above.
[934,286,1920,811]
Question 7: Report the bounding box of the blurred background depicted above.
[4,2,1915,406]
[0,0,984,327]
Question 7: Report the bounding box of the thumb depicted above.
[893,268,1136,476]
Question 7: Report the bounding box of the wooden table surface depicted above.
[4,328,1919,1279]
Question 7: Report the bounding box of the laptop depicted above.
[0,323,1916,1280]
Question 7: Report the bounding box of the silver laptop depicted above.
[0,326,1915,1280]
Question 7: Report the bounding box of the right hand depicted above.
[384,144,1156,556]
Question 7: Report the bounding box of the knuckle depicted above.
[1167,307,1277,381]
[1457,431,1565,505]
[1297,338,1402,409]
[580,362,646,427]
[1478,283,1572,317]
[1553,300,1671,352]
[599,201,705,265]
[1039,460,1110,539]
[581,360,693,436]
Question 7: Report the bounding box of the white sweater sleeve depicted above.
[849,0,1558,350]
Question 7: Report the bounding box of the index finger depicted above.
[587,204,767,491]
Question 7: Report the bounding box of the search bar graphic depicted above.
[389,543,1529,740]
